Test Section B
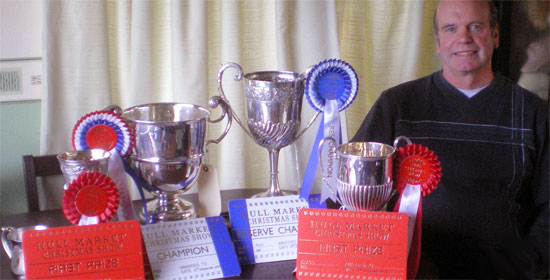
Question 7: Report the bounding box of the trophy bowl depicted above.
[57,149,111,189]
[121,99,231,223]
[217,63,318,197]
[337,141,396,211]
[320,139,409,211]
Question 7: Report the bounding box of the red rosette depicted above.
[394,144,442,197]
[62,172,120,225]
[71,110,135,157]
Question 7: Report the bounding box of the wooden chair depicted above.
[22,154,62,212]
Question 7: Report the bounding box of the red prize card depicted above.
[22,220,145,279]
[297,209,408,280]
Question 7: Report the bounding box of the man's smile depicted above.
[454,50,477,56]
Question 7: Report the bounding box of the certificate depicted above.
[141,217,240,279]
[22,220,145,279]
[297,209,408,279]
[228,195,309,264]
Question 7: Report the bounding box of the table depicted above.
[1,189,297,279]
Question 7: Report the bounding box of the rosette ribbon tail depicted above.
[122,160,151,224]
[108,152,136,221]
[319,99,341,204]
[299,116,324,202]
[78,215,99,226]
[394,184,422,279]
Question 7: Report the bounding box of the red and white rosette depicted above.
[393,144,441,279]
[72,110,134,157]
[62,172,120,225]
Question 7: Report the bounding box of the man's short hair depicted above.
[433,0,498,36]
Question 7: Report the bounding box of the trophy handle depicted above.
[295,111,320,139]
[393,136,412,149]
[318,136,337,173]
[206,95,233,148]
[1,226,15,259]
[216,62,253,138]
[102,105,122,115]
[295,65,319,139]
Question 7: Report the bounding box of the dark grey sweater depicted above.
[351,71,549,279]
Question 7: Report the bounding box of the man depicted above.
[351,0,548,278]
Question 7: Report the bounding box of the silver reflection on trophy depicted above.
[217,62,318,197]
[121,99,231,223]
[2,225,48,278]
[320,137,410,211]
[57,149,111,189]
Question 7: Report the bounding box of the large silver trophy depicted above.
[217,63,318,197]
[121,98,231,223]
[319,136,411,211]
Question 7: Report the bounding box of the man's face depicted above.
[435,0,499,79]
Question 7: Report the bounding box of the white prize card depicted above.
[228,195,309,264]
[141,217,241,279]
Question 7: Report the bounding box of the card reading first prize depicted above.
[297,209,409,280]
[22,220,145,279]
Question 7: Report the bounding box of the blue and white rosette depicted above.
[300,59,358,205]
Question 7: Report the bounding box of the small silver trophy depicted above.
[57,149,111,189]
[121,99,231,223]
[319,136,411,211]
[2,225,47,278]
[217,63,318,197]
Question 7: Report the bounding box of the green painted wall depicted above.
[0,101,41,215]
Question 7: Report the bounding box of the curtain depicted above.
[41,0,440,210]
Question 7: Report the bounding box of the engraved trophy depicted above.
[120,99,231,223]
[319,136,411,211]
[57,149,111,190]
[217,63,318,197]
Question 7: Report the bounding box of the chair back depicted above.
[22,154,62,212]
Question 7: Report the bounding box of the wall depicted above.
[1,0,43,214]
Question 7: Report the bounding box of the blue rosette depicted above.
[305,59,358,113]
[72,111,134,157]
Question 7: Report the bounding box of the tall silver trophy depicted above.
[121,98,231,222]
[217,63,318,197]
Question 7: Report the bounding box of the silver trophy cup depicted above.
[319,136,411,211]
[121,98,231,223]
[217,62,318,197]
[2,225,47,278]
[57,149,111,189]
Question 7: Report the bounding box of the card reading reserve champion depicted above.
[228,195,309,264]
[296,209,408,280]
[141,217,240,280]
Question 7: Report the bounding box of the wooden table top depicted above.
[1,189,297,279]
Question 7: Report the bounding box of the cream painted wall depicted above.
[1,0,43,214]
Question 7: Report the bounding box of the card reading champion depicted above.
[141,217,241,280]
[296,209,408,280]
[228,195,309,264]
[22,220,145,279]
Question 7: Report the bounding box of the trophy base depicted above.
[252,189,297,198]
[139,198,196,224]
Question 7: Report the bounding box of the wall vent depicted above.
[0,69,22,94]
